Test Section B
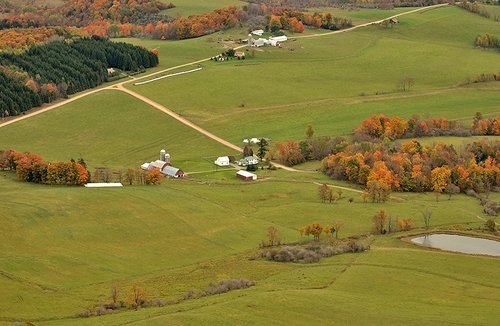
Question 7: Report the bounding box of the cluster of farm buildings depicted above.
[247,30,288,47]
[140,150,259,181]
[141,149,185,178]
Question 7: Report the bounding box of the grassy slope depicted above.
[1,5,500,326]
[0,168,495,324]
[0,90,238,171]
[127,6,500,143]
[161,0,244,17]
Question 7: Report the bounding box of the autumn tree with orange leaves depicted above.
[145,168,162,185]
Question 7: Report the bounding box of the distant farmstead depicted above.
[141,149,185,178]
[236,170,257,181]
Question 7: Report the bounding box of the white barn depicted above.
[269,35,287,46]
[214,156,230,166]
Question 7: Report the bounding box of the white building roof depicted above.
[162,166,182,177]
[84,183,123,187]
[149,160,168,170]
[243,138,260,144]
[215,156,230,166]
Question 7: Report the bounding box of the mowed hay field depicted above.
[1,4,500,326]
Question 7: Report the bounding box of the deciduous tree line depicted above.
[353,113,491,140]
[0,0,356,48]
[1,149,90,185]
[320,138,500,196]
[0,0,169,29]
[372,208,412,234]
[0,36,158,116]
[299,221,343,243]
[457,0,493,19]
[246,0,442,9]
[266,9,352,33]
[93,167,162,185]
[1,149,165,186]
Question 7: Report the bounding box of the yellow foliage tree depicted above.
[127,285,147,308]
[430,166,451,201]
[332,220,343,239]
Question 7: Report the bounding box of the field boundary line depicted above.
[133,67,202,85]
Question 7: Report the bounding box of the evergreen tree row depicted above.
[0,71,42,117]
[0,36,159,116]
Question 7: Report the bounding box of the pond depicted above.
[411,234,500,257]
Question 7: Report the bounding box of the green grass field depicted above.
[1,4,500,326]
[0,168,496,325]
[161,0,244,17]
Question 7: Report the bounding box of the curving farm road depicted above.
[0,4,448,173]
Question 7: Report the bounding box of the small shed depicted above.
[236,170,257,181]
[234,51,245,58]
[252,29,264,36]
[215,156,230,166]
[162,166,185,178]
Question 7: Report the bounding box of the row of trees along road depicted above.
[0,36,158,117]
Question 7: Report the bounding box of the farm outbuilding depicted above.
[84,183,123,187]
[236,170,257,181]
[269,36,287,46]
[162,166,185,178]
[214,156,230,166]
[252,38,268,47]
[234,51,245,58]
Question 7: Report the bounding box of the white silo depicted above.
[165,153,170,164]
[160,149,166,161]
[248,34,252,47]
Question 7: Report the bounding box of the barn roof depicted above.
[162,166,182,176]
[237,170,256,178]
